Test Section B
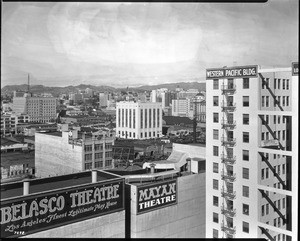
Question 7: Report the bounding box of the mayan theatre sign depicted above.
[0,179,124,238]
[137,179,177,214]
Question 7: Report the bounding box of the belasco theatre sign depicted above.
[206,65,258,79]
[137,179,177,214]
[0,179,124,238]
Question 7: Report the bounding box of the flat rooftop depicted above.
[1,170,122,200]
[1,151,35,167]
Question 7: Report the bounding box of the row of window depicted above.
[84,160,112,170]
[212,219,249,235]
[213,196,250,216]
[262,115,287,125]
[212,78,250,90]
[261,95,290,107]
[84,144,112,152]
[261,198,286,217]
[85,152,112,161]
[212,96,249,107]
[261,164,286,180]
[262,78,290,90]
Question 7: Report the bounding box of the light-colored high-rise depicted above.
[205,63,298,240]
[116,101,162,139]
[12,91,57,123]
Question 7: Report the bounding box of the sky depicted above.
[1,1,299,87]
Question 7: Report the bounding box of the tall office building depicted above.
[172,98,193,118]
[205,63,298,240]
[12,91,57,123]
[116,101,162,139]
[99,92,109,107]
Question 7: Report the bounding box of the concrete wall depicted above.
[129,173,205,238]
[35,132,82,178]
[23,210,125,238]
[173,143,206,158]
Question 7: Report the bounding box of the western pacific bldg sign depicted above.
[0,178,124,238]
[206,65,258,79]
[137,179,177,214]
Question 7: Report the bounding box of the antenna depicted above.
[27,73,30,93]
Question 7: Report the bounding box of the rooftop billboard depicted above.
[1,178,124,238]
[206,65,258,79]
[136,179,177,215]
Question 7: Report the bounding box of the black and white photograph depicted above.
[1,0,298,239]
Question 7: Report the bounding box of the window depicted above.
[266,168,269,178]
[105,159,112,167]
[213,162,219,173]
[84,145,92,152]
[243,186,249,197]
[243,222,249,233]
[243,78,249,89]
[278,96,281,106]
[282,164,285,174]
[261,205,265,216]
[274,115,276,124]
[266,96,269,107]
[283,96,285,106]
[243,150,249,161]
[243,132,249,143]
[213,212,219,223]
[274,218,277,227]
[261,168,264,180]
[213,229,218,238]
[278,199,281,210]
[94,152,103,160]
[286,79,289,90]
[283,198,285,209]
[274,78,277,89]
[213,129,219,140]
[243,114,249,125]
[95,144,102,151]
[262,96,265,107]
[85,154,92,161]
[266,132,269,140]
[213,79,219,89]
[266,203,269,215]
[213,96,219,106]
[213,179,219,190]
[278,79,281,89]
[243,204,249,215]
[213,113,219,123]
[262,78,265,89]
[243,96,249,107]
[266,115,269,124]
[84,162,92,170]
[283,79,285,89]
[243,168,249,179]
[95,161,103,168]
[286,96,289,106]
[283,130,285,140]
[213,196,219,206]
[262,132,265,141]
[213,146,219,156]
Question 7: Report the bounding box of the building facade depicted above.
[1,112,30,135]
[172,98,193,118]
[35,129,114,178]
[116,101,163,140]
[12,91,57,123]
[205,64,298,240]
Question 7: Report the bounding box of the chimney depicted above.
[150,163,156,174]
[23,179,30,195]
[92,169,97,183]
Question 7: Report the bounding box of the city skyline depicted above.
[1,1,298,87]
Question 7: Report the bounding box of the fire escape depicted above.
[221,82,236,238]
